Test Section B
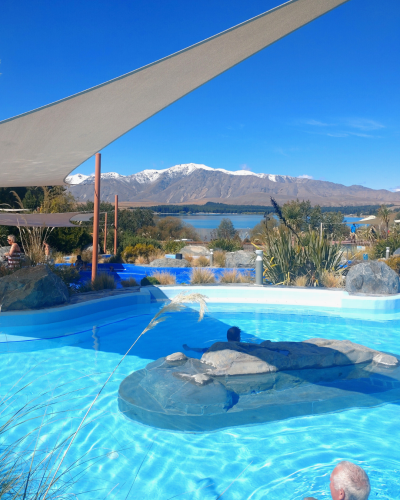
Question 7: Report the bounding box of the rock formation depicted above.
[225,250,254,268]
[118,338,400,431]
[0,265,69,312]
[149,258,191,268]
[345,261,399,295]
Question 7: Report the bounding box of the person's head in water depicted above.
[76,255,82,261]
[227,327,241,342]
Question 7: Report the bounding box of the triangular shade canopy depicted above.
[0,0,349,188]
[0,212,94,228]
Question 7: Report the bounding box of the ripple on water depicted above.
[1,304,400,498]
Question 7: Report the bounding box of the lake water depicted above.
[158,214,362,239]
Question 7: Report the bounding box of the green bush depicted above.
[163,240,186,254]
[50,264,81,294]
[120,233,162,251]
[208,239,242,252]
[47,227,92,254]
[121,243,156,263]
[372,234,400,259]
[141,276,160,286]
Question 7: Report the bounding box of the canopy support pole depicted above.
[114,195,118,255]
[91,153,101,281]
[103,211,107,254]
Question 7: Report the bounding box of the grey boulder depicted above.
[0,265,69,311]
[181,245,210,257]
[118,338,400,432]
[225,250,254,268]
[394,248,400,256]
[345,261,399,295]
[149,257,191,268]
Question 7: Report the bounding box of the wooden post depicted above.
[91,153,101,281]
[103,212,107,254]
[114,194,118,255]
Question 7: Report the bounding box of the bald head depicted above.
[330,461,370,500]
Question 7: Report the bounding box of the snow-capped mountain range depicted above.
[66,163,400,206]
[66,164,289,185]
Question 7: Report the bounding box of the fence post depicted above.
[255,250,263,285]
[209,248,214,267]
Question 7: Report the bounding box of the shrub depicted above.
[386,256,400,274]
[213,250,226,267]
[50,264,81,293]
[209,239,242,252]
[135,255,147,265]
[122,244,156,263]
[190,268,216,284]
[120,233,162,251]
[148,249,165,263]
[120,277,138,287]
[196,256,209,267]
[371,235,400,259]
[141,276,160,286]
[108,251,122,263]
[53,251,66,263]
[151,271,176,285]
[321,271,344,288]
[163,240,186,254]
[90,273,116,291]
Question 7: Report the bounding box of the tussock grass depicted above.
[321,271,343,288]
[148,249,165,263]
[151,271,176,285]
[190,268,216,284]
[80,273,116,292]
[134,255,147,265]
[294,275,308,287]
[120,277,138,287]
[196,256,209,267]
[219,270,253,284]
[213,250,226,268]
[184,255,194,265]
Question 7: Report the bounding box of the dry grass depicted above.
[135,255,148,265]
[219,269,253,284]
[386,256,400,274]
[213,250,226,268]
[293,275,308,287]
[190,267,216,284]
[321,271,343,288]
[151,271,176,285]
[89,273,116,291]
[70,248,93,264]
[120,277,138,287]
[196,255,210,267]
[53,251,66,264]
[148,249,165,263]
[184,255,194,265]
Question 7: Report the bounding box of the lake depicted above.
[158,214,362,239]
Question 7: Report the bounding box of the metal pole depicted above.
[114,194,118,255]
[386,247,390,259]
[103,212,107,254]
[320,222,323,239]
[209,248,214,267]
[91,153,101,281]
[255,250,263,286]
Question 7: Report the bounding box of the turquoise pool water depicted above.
[1,302,400,499]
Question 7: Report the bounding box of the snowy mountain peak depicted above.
[66,164,292,185]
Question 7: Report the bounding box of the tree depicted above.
[378,205,390,239]
[215,218,237,240]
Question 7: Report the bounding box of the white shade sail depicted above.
[0,212,94,228]
[0,0,349,188]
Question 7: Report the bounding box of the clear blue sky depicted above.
[1,0,399,191]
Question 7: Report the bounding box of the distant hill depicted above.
[67,163,400,207]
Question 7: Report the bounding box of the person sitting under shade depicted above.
[4,235,21,269]
[183,326,241,354]
[304,461,370,500]
[74,255,84,270]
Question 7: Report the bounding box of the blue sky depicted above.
[1,0,399,191]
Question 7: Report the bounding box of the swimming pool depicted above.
[1,295,400,499]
